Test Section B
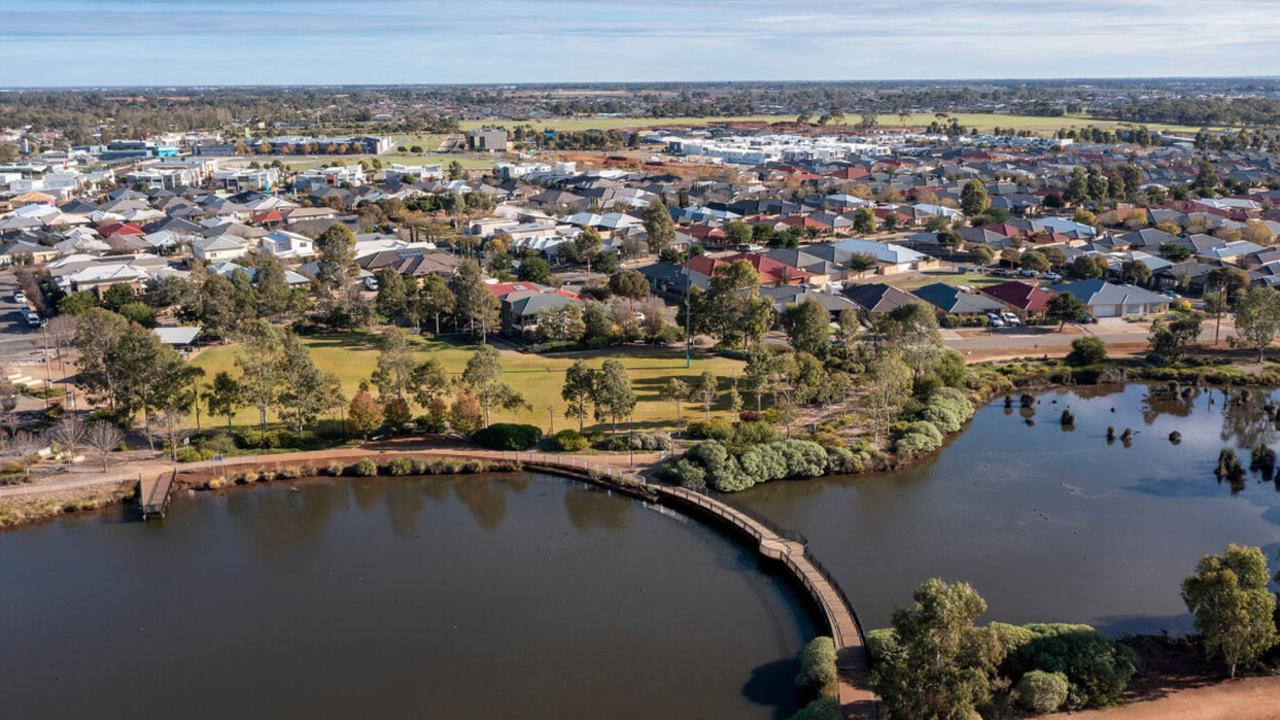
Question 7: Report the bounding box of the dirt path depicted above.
[1046,675,1280,720]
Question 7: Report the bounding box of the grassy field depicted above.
[190,333,746,434]
[886,271,1007,291]
[457,112,1203,136]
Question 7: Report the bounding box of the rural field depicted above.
[458,112,1204,135]
[190,333,746,434]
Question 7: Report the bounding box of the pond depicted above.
[734,383,1280,636]
[0,473,816,719]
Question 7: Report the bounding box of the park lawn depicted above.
[887,271,1007,291]
[457,112,1203,136]
[190,333,745,434]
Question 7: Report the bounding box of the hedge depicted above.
[795,636,839,699]
[471,423,542,450]
[1017,670,1070,714]
[664,439,833,493]
[549,429,590,452]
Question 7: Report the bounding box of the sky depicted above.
[3,0,1280,86]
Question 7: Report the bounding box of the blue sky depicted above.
[4,0,1279,86]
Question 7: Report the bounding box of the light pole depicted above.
[683,268,692,369]
[547,405,554,435]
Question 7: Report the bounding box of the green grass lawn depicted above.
[191,333,746,434]
[887,271,1007,291]
[457,112,1203,136]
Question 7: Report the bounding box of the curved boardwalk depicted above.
[172,445,877,717]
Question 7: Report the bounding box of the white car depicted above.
[1001,312,1022,326]
[986,313,1005,328]
[13,291,26,305]
[363,276,379,291]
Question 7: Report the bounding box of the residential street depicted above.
[945,317,1238,361]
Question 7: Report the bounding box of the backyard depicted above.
[189,333,746,434]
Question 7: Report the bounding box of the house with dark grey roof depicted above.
[760,285,858,322]
[911,283,1005,317]
[501,291,581,338]
[843,283,921,319]
[1046,279,1169,318]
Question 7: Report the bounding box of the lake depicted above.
[0,473,816,719]
[734,383,1280,635]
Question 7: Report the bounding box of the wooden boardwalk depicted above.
[139,469,175,519]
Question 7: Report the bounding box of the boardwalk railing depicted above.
[140,469,176,519]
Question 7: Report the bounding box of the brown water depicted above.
[0,473,817,719]
[735,383,1280,635]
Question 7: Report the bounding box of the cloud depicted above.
[1,0,1278,85]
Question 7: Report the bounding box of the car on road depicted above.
[13,291,26,305]
[21,308,42,328]
[1042,272,1062,282]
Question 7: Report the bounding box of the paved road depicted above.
[945,317,1236,360]
[0,273,45,369]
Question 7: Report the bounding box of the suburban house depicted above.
[1046,279,1170,318]
[979,281,1056,318]
[259,230,316,261]
[831,238,936,275]
[911,283,1006,318]
[843,283,922,320]
[193,235,249,262]
[686,253,815,288]
[760,285,858,322]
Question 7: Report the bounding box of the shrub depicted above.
[199,431,238,455]
[325,461,346,476]
[865,628,899,663]
[471,423,542,450]
[239,429,292,450]
[690,440,752,492]
[730,420,778,448]
[1002,623,1136,709]
[795,636,839,699]
[1017,670,1070,714]
[686,418,734,440]
[175,446,212,463]
[349,458,378,477]
[1067,336,1108,366]
[385,457,416,476]
[550,429,590,452]
[894,420,943,457]
[667,459,707,490]
[786,697,841,720]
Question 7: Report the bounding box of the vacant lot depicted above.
[458,112,1202,136]
[190,333,746,433]
[884,270,1007,291]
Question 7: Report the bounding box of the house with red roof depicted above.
[97,222,145,238]
[686,253,815,288]
[979,280,1056,318]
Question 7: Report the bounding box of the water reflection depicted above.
[563,486,631,532]
[735,383,1280,634]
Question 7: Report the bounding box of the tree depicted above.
[47,415,87,462]
[724,220,752,246]
[1232,285,1280,361]
[1121,260,1152,286]
[408,357,451,408]
[1208,265,1249,304]
[875,302,942,383]
[870,579,1005,720]
[1205,288,1229,345]
[573,227,603,273]
[782,300,831,356]
[847,252,879,273]
[1067,336,1108,366]
[347,386,383,438]
[693,370,718,420]
[205,371,243,429]
[960,180,990,217]
[664,378,689,421]
[415,273,456,335]
[863,355,912,443]
[196,273,242,338]
[253,255,295,319]
[374,269,410,321]
[1019,251,1050,274]
[594,359,635,434]
[851,207,876,235]
[561,360,598,432]
[277,335,339,433]
[452,260,500,340]
[72,308,130,410]
[1071,254,1102,279]
[1148,313,1202,366]
[234,320,286,434]
[449,392,483,434]
[642,198,676,255]
[315,223,357,294]
[57,291,96,316]
[1159,242,1191,262]
[462,345,527,427]
[1181,544,1278,677]
[969,245,994,266]
[371,328,416,400]
[692,260,773,348]
[1046,292,1089,331]
[1242,220,1274,246]
[518,257,552,284]
[608,269,649,310]
[536,303,585,343]
[85,421,123,472]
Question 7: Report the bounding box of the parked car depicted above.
[22,309,42,328]
[1001,312,1022,327]
[986,313,1006,328]
[13,291,26,305]
[363,276,379,291]
[1042,272,1062,282]
[1017,269,1037,278]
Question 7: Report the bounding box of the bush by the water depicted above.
[786,697,841,720]
[1017,670,1070,714]
[348,458,378,477]
[471,423,542,450]
[795,636,839,699]
[597,432,672,452]
[549,429,590,452]
[1067,336,1108,366]
[385,457,416,476]
[994,622,1136,709]
[894,420,944,458]
[663,439,831,492]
